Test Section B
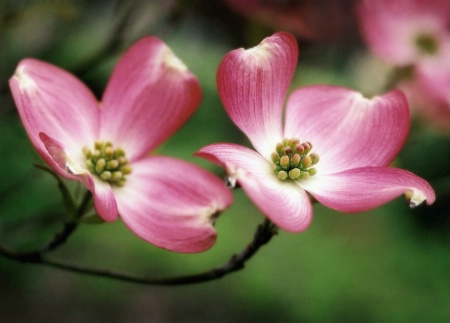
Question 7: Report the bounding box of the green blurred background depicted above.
[0,1,448,322]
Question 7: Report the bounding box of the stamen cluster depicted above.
[271,138,319,181]
[83,140,132,187]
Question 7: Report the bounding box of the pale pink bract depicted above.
[9,36,233,253]
[197,32,435,232]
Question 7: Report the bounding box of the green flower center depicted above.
[272,138,319,181]
[83,140,132,187]
[415,33,439,55]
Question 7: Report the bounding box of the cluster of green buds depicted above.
[83,140,132,187]
[271,138,319,181]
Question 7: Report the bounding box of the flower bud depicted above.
[280,155,290,169]
[289,168,301,179]
[278,170,288,180]
[271,152,280,163]
[95,159,106,173]
[301,155,312,168]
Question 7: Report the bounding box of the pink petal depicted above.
[9,59,100,169]
[39,133,119,221]
[197,143,313,232]
[89,178,119,222]
[299,166,436,213]
[217,32,298,160]
[101,36,201,161]
[284,86,410,173]
[113,156,233,253]
[357,0,449,65]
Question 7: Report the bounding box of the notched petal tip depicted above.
[114,157,232,253]
[405,189,434,208]
[161,46,188,73]
[11,63,37,90]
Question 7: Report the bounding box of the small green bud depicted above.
[86,160,94,172]
[301,155,312,168]
[278,170,288,180]
[300,171,310,180]
[271,152,280,163]
[111,171,123,181]
[291,154,301,167]
[276,142,284,155]
[280,155,290,169]
[308,168,317,176]
[100,171,112,180]
[288,138,299,147]
[120,165,132,175]
[95,159,106,173]
[83,146,91,158]
[106,159,119,170]
[104,146,114,158]
[115,148,126,158]
[94,140,103,150]
[117,156,128,165]
[310,153,320,165]
[289,168,301,179]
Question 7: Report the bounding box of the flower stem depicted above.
[0,190,92,262]
[40,190,92,253]
[0,219,277,285]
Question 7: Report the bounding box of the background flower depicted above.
[357,0,450,133]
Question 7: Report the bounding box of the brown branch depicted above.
[1,219,277,286]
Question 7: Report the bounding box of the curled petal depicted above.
[284,86,409,173]
[9,59,100,168]
[101,36,201,161]
[299,166,436,212]
[39,133,119,221]
[39,132,83,179]
[197,143,313,232]
[113,156,233,253]
[217,32,298,160]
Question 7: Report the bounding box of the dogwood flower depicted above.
[196,32,435,232]
[357,0,449,132]
[9,36,232,253]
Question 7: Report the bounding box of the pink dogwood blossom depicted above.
[357,0,450,132]
[197,32,435,232]
[9,36,232,253]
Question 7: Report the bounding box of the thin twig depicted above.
[1,219,277,285]
[40,190,92,253]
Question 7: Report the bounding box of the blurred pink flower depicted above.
[197,32,435,232]
[357,0,450,132]
[9,36,232,253]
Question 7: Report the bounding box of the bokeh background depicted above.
[0,1,448,322]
